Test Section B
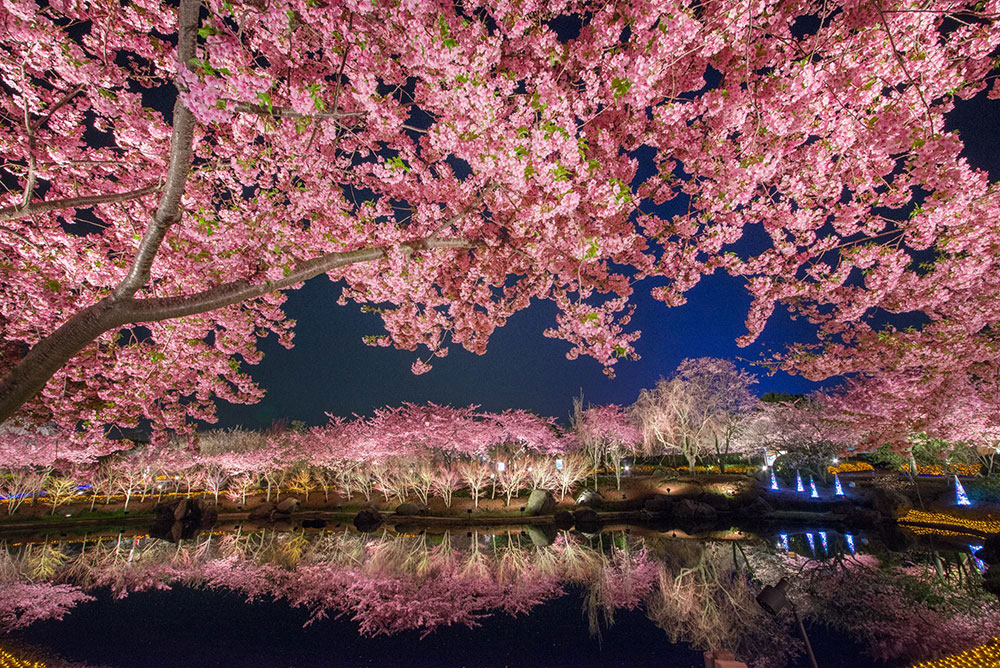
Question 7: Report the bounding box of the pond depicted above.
[0,519,996,668]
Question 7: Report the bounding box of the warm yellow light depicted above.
[909,638,1000,668]
[0,646,47,668]
[899,509,1000,535]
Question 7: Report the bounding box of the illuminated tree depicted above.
[676,358,758,472]
[632,372,717,474]
[43,475,79,515]
[458,459,492,510]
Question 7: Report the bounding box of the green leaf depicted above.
[611,77,632,99]
[609,177,632,203]
[387,155,410,172]
[305,83,326,111]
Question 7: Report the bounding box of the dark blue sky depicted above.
[214,271,826,429]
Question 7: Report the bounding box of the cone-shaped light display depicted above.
[955,475,971,506]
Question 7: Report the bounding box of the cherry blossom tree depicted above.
[756,396,853,483]
[0,0,998,450]
[824,368,1000,473]
[572,400,641,489]
[0,581,93,632]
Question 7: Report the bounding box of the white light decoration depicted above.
[496,461,506,472]
[555,458,563,471]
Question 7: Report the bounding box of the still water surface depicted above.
[1,521,992,668]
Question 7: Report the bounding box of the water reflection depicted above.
[1,523,998,667]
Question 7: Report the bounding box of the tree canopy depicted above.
[2,0,999,438]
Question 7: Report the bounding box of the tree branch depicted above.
[0,235,476,425]
[231,101,364,120]
[114,0,201,297]
[120,237,476,322]
[0,184,161,222]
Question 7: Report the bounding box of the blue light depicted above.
[770,469,779,490]
[806,532,816,553]
[796,471,805,493]
[955,475,971,506]
[819,531,828,552]
[970,545,986,573]
[809,476,819,498]
[778,533,789,551]
[834,474,844,496]
[845,533,856,554]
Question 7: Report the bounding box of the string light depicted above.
[908,638,1000,668]
[0,647,46,668]
[899,509,1000,535]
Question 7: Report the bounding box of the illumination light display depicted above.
[954,476,971,506]
[796,471,805,493]
[834,473,844,496]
